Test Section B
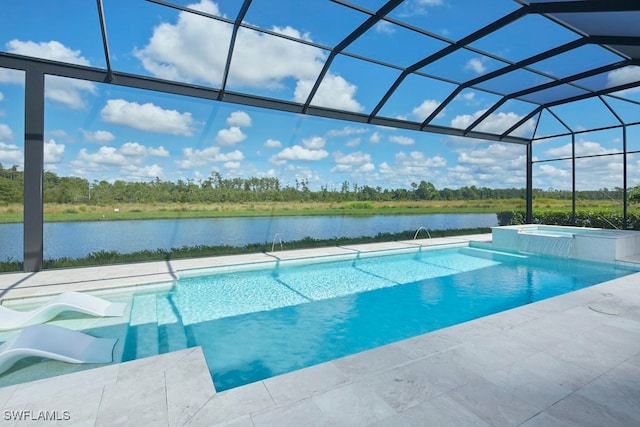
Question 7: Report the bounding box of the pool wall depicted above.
[491,224,640,262]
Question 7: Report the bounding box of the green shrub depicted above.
[346,201,374,210]
[496,211,525,225]
[496,209,639,230]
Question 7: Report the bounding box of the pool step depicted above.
[156,294,190,353]
[122,294,160,360]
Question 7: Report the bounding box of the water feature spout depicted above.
[413,226,431,240]
[271,233,283,252]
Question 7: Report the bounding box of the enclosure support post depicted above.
[23,68,45,272]
[526,141,533,224]
[571,133,576,224]
[623,125,628,229]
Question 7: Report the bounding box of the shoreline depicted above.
[0,201,518,224]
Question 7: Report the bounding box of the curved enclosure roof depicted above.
[1,0,639,145]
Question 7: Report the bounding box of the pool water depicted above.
[0,245,637,390]
[120,246,636,391]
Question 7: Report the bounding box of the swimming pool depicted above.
[1,244,638,390]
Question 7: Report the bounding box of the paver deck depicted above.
[0,234,638,426]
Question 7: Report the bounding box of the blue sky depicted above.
[1,0,640,192]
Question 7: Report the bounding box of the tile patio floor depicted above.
[0,234,639,426]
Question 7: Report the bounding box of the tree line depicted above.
[0,163,628,205]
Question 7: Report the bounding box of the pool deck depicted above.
[1,233,639,426]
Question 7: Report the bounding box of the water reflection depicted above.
[0,213,497,260]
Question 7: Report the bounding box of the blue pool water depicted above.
[118,246,637,391]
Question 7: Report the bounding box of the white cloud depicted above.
[375,21,395,34]
[333,151,372,165]
[398,0,444,17]
[400,151,447,168]
[45,76,97,109]
[538,164,571,181]
[227,111,252,127]
[412,99,441,121]
[0,92,4,101]
[6,39,90,65]
[147,146,170,157]
[101,99,194,136]
[533,155,626,191]
[264,139,282,148]
[465,58,486,74]
[0,142,23,166]
[389,135,415,145]
[372,150,447,187]
[120,142,170,158]
[81,129,115,143]
[544,140,618,158]
[136,0,323,88]
[269,145,329,164]
[358,163,375,172]
[448,143,527,188]
[73,142,169,175]
[302,136,326,150]
[0,68,23,85]
[326,126,368,137]
[346,138,361,147]
[379,161,392,174]
[121,164,165,181]
[223,161,241,169]
[450,109,535,137]
[77,146,127,166]
[0,40,96,108]
[295,74,364,112]
[606,65,640,94]
[176,146,244,169]
[0,124,13,141]
[457,143,523,167]
[216,126,246,146]
[134,0,364,112]
[44,139,65,165]
[370,132,382,144]
[331,151,373,174]
[331,164,351,173]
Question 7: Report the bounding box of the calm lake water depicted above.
[0,213,497,261]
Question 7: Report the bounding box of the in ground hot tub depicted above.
[491,224,640,262]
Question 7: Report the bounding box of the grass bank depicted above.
[0,199,630,224]
[0,199,535,223]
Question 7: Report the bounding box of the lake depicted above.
[0,213,497,261]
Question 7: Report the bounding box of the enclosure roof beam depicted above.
[471,59,635,136]
[368,8,528,119]
[96,0,113,83]
[0,52,531,145]
[218,0,253,100]
[302,0,404,113]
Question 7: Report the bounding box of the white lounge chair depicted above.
[0,324,117,375]
[0,291,127,331]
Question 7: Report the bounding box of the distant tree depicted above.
[415,181,437,200]
[629,185,640,204]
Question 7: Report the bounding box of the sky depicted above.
[1,0,640,192]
